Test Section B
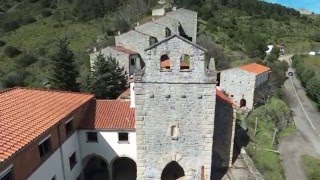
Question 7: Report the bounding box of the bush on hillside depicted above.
[0,19,20,32]
[0,40,6,47]
[312,33,320,43]
[2,70,29,88]
[29,0,39,3]
[15,54,37,67]
[41,9,52,17]
[4,46,22,58]
[22,16,37,25]
[40,0,52,8]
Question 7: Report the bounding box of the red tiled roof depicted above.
[0,87,93,162]
[240,63,270,75]
[112,46,138,55]
[216,89,236,108]
[81,100,135,130]
[161,59,171,69]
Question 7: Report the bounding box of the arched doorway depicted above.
[240,98,246,108]
[112,157,137,180]
[82,156,109,180]
[161,161,185,180]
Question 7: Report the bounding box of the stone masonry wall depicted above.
[89,47,130,74]
[115,30,150,60]
[135,22,167,42]
[166,8,198,42]
[135,36,217,179]
[213,98,235,168]
[219,68,256,110]
[154,16,180,34]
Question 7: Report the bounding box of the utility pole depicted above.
[254,117,258,135]
[271,128,278,147]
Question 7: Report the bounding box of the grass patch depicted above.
[302,155,320,180]
[278,121,296,140]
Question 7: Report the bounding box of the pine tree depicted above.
[89,52,127,99]
[49,38,80,92]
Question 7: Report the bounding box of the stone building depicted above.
[90,8,198,76]
[134,34,217,179]
[89,46,141,77]
[219,63,271,110]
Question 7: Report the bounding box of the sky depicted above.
[264,0,320,13]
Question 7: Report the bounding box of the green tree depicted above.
[306,74,320,102]
[49,38,80,92]
[88,52,127,99]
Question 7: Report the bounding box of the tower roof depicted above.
[240,63,270,75]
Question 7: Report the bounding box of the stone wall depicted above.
[135,22,167,41]
[90,47,130,75]
[213,97,235,168]
[135,36,217,179]
[219,68,256,110]
[154,16,180,34]
[166,8,198,42]
[115,30,150,60]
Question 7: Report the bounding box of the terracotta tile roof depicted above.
[112,46,138,55]
[0,87,93,162]
[161,59,171,69]
[240,63,270,75]
[216,89,236,108]
[81,100,135,130]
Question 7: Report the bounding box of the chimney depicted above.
[130,82,135,108]
[93,47,97,52]
[172,7,177,11]
[152,17,155,21]
[117,31,121,35]
[136,22,140,26]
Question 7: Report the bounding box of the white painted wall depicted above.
[28,133,82,180]
[79,131,137,164]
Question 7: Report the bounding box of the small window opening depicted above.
[0,169,13,180]
[160,54,171,70]
[149,37,158,46]
[118,132,129,143]
[180,54,190,70]
[165,28,171,37]
[170,125,179,140]
[65,119,73,136]
[130,58,135,66]
[231,95,234,97]
[86,132,98,142]
[69,152,77,170]
[39,137,51,159]
[51,176,56,180]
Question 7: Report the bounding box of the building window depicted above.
[39,136,51,159]
[0,168,13,180]
[149,37,158,46]
[51,176,56,180]
[180,54,190,70]
[69,152,77,170]
[130,58,135,66]
[165,28,171,37]
[160,54,171,70]
[65,118,73,136]
[86,132,98,142]
[118,132,129,143]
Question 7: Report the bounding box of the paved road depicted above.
[278,55,320,180]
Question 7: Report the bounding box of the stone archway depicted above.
[161,161,185,180]
[112,157,137,180]
[82,155,109,180]
[240,98,246,108]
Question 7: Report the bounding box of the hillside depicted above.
[0,0,320,89]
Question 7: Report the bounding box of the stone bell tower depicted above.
[134,34,217,179]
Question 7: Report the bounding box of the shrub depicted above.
[0,40,6,47]
[41,9,52,17]
[1,19,20,32]
[4,46,22,58]
[29,0,39,3]
[40,0,51,8]
[15,54,37,67]
[2,70,29,88]
[22,16,37,25]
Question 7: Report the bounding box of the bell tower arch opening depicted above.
[161,161,185,180]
